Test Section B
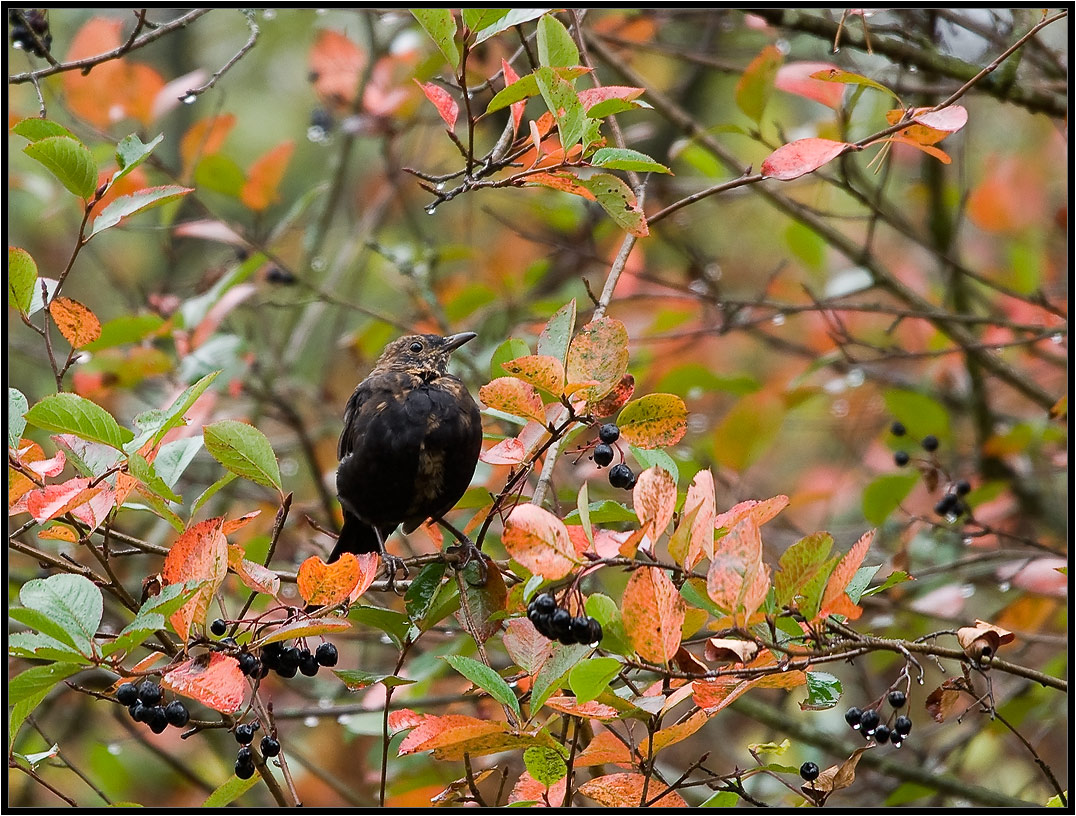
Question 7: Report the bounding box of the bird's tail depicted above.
[329,513,382,562]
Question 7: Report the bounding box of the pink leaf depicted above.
[162,652,246,713]
[910,105,968,133]
[480,437,527,465]
[501,59,524,134]
[761,138,855,181]
[415,80,459,133]
[774,62,845,109]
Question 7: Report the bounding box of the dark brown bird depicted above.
[330,332,484,581]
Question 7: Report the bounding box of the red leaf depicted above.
[25,478,100,523]
[309,29,364,111]
[761,138,855,181]
[503,617,555,675]
[502,503,580,580]
[162,518,229,640]
[774,62,845,109]
[501,59,524,134]
[580,773,687,808]
[577,85,645,111]
[415,80,459,133]
[480,437,527,465]
[510,772,568,807]
[162,652,246,713]
[348,552,380,602]
[622,568,685,664]
[25,450,66,478]
[397,713,507,756]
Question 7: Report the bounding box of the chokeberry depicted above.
[237,746,253,764]
[921,435,939,452]
[890,421,906,437]
[238,652,260,676]
[593,443,614,467]
[137,680,162,705]
[148,707,169,734]
[894,715,912,736]
[235,759,256,779]
[586,617,603,645]
[165,700,190,728]
[859,709,880,734]
[116,682,139,706]
[551,608,572,640]
[609,463,635,489]
[276,662,298,679]
[934,495,959,517]
[598,423,620,444]
[799,761,820,782]
[261,736,281,757]
[887,690,906,708]
[129,701,148,722]
[894,450,910,467]
[315,642,338,667]
[210,618,227,636]
[235,723,256,745]
[873,724,890,744]
[569,616,591,644]
[955,480,971,496]
[844,707,863,728]
[533,593,556,615]
[280,647,302,670]
[299,650,320,677]
[265,266,297,285]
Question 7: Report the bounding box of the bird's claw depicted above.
[381,553,410,594]
[447,538,489,586]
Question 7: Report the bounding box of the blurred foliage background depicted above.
[7,8,1068,807]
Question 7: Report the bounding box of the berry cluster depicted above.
[844,690,913,748]
[210,619,338,680]
[890,423,974,521]
[590,423,636,490]
[115,680,189,734]
[9,9,51,57]
[232,721,282,779]
[890,422,941,467]
[527,592,602,646]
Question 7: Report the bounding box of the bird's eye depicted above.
[409,341,423,353]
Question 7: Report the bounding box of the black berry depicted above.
[315,642,338,667]
[238,652,260,676]
[609,463,635,489]
[569,616,591,644]
[593,443,614,467]
[237,746,253,764]
[148,706,169,734]
[598,423,620,444]
[210,619,227,636]
[129,701,148,722]
[890,421,906,437]
[266,266,296,285]
[165,700,190,728]
[799,761,819,782]
[276,662,298,679]
[887,690,906,708]
[533,593,556,615]
[551,608,572,640]
[921,435,939,452]
[955,480,971,496]
[586,617,603,645]
[261,736,281,757]
[844,707,863,728]
[873,724,890,744]
[116,682,139,706]
[299,650,320,676]
[137,680,162,705]
[235,723,256,745]
[235,760,256,779]
[934,495,959,517]
[894,715,912,736]
[859,709,880,734]
[894,450,910,467]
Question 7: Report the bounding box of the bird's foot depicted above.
[446,536,489,586]
[380,552,410,594]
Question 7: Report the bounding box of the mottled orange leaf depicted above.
[500,354,566,397]
[162,652,246,713]
[227,546,280,597]
[68,483,115,532]
[652,708,709,753]
[348,552,380,602]
[297,553,361,606]
[622,568,685,664]
[480,437,527,465]
[819,529,874,620]
[38,524,78,542]
[577,85,645,112]
[617,394,688,449]
[479,377,548,424]
[397,713,508,757]
[542,697,622,721]
[574,729,636,767]
[502,503,579,580]
[49,297,102,348]
[707,515,762,615]
[509,772,568,806]
[714,495,789,536]
[670,468,715,570]
[589,373,635,418]
[180,114,237,177]
[9,441,45,507]
[633,466,676,542]
[565,318,629,403]
[240,141,295,211]
[580,773,687,808]
[258,616,351,645]
[161,517,229,640]
[25,477,100,523]
[221,510,261,535]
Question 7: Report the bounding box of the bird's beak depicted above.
[442,332,477,352]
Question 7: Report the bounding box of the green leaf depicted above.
[774,532,833,607]
[563,500,637,525]
[735,45,782,124]
[568,656,621,704]
[7,628,91,664]
[8,246,38,314]
[700,791,741,807]
[203,419,282,492]
[189,472,236,520]
[23,135,98,199]
[472,9,551,45]
[530,643,590,714]
[9,663,84,746]
[534,66,587,150]
[575,173,648,237]
[194,154,245,197]
[861,570,913,598]
[84,313,165,351]
[485,66,590,115]
[12,117,78,142]
[862,473,919,525]
[844,564,881,605]
[883,389,950,441]
[490,337,532,380]
[411,8,459,68]
[405,562,447,626]
[333,669,415,690]
[103,581,199,656]
[111,133,164,188]
[586,98,652,118]
[8,607,88,656]
[202,773,260,807]
[25,392,134,449]
[18,573,103,657]
[591,147,671,174]
[149,371,220,448]
[152,436,204,490]
[90,185,194,237]
[523,745,567,787]
[629,445,679,485]
[9,388,29,449]
[584,594,633,656]
[461,9,509,32]
[348,605,410,649]
[537,14,578,68]
[537,299,576,366]
[800,670,842,711]
[128,452,182,503]
[809,67,901,102]
[443,655,521,719]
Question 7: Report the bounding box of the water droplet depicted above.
[846,368,865,388]
[1051,333,1063,344]
[107,743,122,756]
[424,204,438,215]
[998,581,1011,592]
[303,716,319,728]
[908,65,918,73]
[336,714,349,725]
[435,182,446,191]
[311,256,327,272]
[688,280,708,295]
[959,584,975,598]
[307,125,328,143]
[317,698,333,709]
[775,39,791,55]
[962,537,972,546]
[280,457,299,477]
[379,634,393,645]
[771,313,786,327]
[831,399,849,418]
[262,9,276,19]
[182,94,197,105]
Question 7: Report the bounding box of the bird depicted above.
[329,331,484,585]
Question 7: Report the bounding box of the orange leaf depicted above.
[222,510,261,535]
[589,373,635,418]
[480,437,527,465]
[819,530,874,620]
[309,29,364,110]
[180,114,237,177]
[38,524,78,542]
[9,440,46,507]
[565,318,629,404]
[500,354,566,397]
[397,713,508,756]
[542,697,622,721]
[956,619,1015,664]
[297,553,362,606]
[479,377,548,424]
[577,85,645,112]
[161,517,229,641]
[632,466,676,542]
[259,616,351,645]
[622,568,685,664]
[69,483,115,532]
[526,171,598,200]
[707,513,765,619]
[25,477,100,523]
[240,141,295,211]
[502,503,579,580]
[24,449,66,478]
[501,59,524,134]
[652,708,709,753]
[348,552,380,602]
[49,297,101,348]
[509,772,568,806]
[580,773,687,808]
[672,469,716,570]
[227,546,281,597]
[162,652,246,713]
[574,729,636,767]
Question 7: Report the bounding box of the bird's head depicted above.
[373,332,477,378]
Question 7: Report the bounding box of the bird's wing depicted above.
[338,380,374,460]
